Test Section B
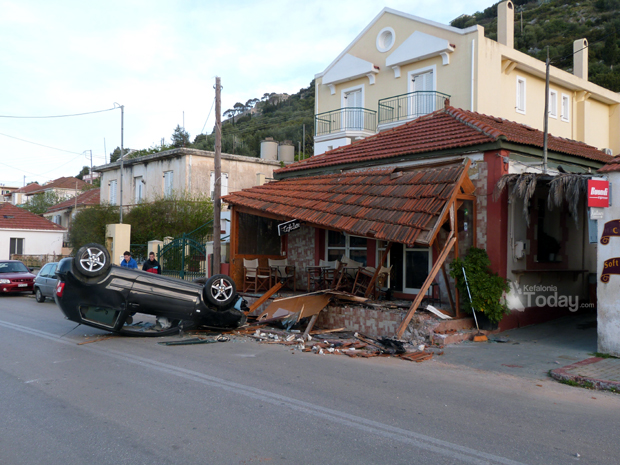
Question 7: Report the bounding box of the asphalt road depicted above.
[1,294,618,465]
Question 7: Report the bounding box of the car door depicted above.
[43,263,58,297]
[36,264,52,296]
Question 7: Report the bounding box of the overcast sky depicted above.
[0,0,492,187]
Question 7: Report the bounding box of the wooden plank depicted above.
[432,239,456,315]
[364,242,392,298]
[248,282,283,313]
[302,314,319,340]
[396,232,456,339]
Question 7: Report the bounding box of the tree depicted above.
[76,166,90,180]
[110,147,122,163]
[171,125,190,148]
[68,192,214,252]
[20,191,63,215]
[69,204,120,250]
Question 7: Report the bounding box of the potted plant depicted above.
[449,247,510,329]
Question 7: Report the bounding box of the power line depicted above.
[0,131,85,155]
[201,98,216,134]
[0,107,117,119]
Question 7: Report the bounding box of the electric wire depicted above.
[0,107,117,119]
[0,131,86,155]
[201,98,216,134]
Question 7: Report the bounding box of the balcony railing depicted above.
[315,107,377,137]
[378,91,450,125]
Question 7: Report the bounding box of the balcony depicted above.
[378,91,450,129]
[315,107,377,137]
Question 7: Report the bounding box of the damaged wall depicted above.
[597,171,620,357]
[286,224,315,291]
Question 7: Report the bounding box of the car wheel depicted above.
[35,287,45,303]
[74,243,111,278]
[204,274,236,309]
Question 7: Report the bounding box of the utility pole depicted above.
[302,124,305,159]
[114,103,125,223]
[89,150,93,184]
[213,77,222,276]
[543,47,550,174]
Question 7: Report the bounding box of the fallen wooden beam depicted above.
[248,282,284,313]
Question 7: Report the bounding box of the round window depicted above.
[376,27,395,53]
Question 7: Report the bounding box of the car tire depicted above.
[35,287,45,303]
[204,274,236,309]
[74,243,111,278]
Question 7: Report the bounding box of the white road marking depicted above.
[0,319,528,465]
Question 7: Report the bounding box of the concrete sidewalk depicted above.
[436,311,620,391]
[550,357,620,392]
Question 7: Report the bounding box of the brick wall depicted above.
[287,224,315,291]
[316,304,406,338]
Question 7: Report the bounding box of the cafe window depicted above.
[237,213,281,255]
[326,231,367,265]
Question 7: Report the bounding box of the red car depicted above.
[0,260,36,294]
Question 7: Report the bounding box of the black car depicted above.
[55,243,246,336]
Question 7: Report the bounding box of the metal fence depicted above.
[315,107,377,136]
[378,91,450,125]
[157,221,214,281]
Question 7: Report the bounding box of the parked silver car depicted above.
[34,262,58,302]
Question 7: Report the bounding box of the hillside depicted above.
[115,1,620,163]
[191,81,315,160]
[451,0,620,91]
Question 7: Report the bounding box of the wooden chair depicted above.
[268,258,296,291]
[332,256,364,292]
[243,258,271,293]
[307,259,339,291]
[353,265,392,299]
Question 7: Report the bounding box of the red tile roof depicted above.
[13,183,41,194]
[46,188,100,213]
[278,107,612,175]
[598,157,620,173]
[223,160,469,247]
[29,176,87,194]
[0,203,66,231]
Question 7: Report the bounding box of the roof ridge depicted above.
[444,106,504,140]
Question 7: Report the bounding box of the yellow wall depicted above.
[316,8,620,154]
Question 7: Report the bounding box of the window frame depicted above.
[561,93,570,122]
[134,176,144,203]
[9,237,24,256]
[516,75,526,114]
[164,171,173,198]
[109,179,117,205]
[549,89,558,119]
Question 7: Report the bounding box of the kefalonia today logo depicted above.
[506,282,593,312]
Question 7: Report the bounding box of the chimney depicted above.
[498,1,514,48]
[573,38,588,80]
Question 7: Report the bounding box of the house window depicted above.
[134,176,144,203]
[326,231,367,265]
[342,85,364,130]
[516,76,526,114]
[52,215,62,225]
[549,90,558,118]
[561,94,570,122]
[10,238,24,256]
[109,180,117,205]
[164,171,173,198]
[210,172,229,199]
[409,67,436,116]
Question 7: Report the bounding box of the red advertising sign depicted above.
[588,179,610,208]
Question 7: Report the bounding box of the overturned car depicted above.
[55,243,246,336]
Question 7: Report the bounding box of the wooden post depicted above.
[396,232,456,339]
[213,76,222,276]
[364,242,392,298]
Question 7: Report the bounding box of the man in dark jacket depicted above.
[142,251,162,274]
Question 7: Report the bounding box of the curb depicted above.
[550,357,620,392]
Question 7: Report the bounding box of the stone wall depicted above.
[316,304,406,338]
[286,225,315,291]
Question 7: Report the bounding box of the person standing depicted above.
[142,251,162,274]
[121,251,138,269]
